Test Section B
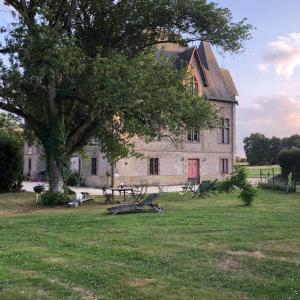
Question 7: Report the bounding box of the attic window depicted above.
[189,76,198,95]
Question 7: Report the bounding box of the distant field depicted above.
[237,163,281,178]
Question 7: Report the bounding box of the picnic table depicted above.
[109,187,134,202]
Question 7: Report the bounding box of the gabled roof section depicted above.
[175,47,209,86]
[155,41,238,102]
[221,68,239,97]
[198,41,238,102]
[174,47,194,70]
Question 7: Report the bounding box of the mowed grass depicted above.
[238,163,281,178]
[0,190,299,299]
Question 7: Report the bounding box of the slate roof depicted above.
[198,41,238,102]
[156,41,238,103]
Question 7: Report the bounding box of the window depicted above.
[220,118,230,144]
[187,126,200,142]
[28,158,32,171]
[149,158,159,175]
[189,76,198,95]
[221,158,229,174]
[91,158,97,175]
[28,146,33,154]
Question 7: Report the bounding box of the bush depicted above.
[11,174,23,192]
[67,172,81,186]
[238,182,257,206]
[218,165,258,206]
[40,191,70,206]
[0,135,23,192]
[278,147,300,179]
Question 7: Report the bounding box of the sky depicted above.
[1,1,300,156]
[213,0,300,156]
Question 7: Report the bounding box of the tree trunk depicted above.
[47,68,65,193]
[49,154,64,193]
[111,162,115,187]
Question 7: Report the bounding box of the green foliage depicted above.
[217,177,234,193]
[0,113,23,146]
[0,134,23,192]
[218,165,258,206]
[40,191,69,207]
[282,134,300,148]
[243,133,270,165]
[267,137,282,165]
[278,147,300,179]
[238,182,258,206]
[244,133,300,166]
[67,172,81,187]
[0,0,252,192]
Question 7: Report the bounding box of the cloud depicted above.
[256,64,268,73]
[236,94,300,155]
[262,33,300,79]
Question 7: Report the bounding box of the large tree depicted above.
[0,0,252,193]
[243,133,270,165]
[282,134,300,149]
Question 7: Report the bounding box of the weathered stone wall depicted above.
[23,100,236,187]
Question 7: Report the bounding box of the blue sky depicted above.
[214,0,300,155]
[1,1,300,156]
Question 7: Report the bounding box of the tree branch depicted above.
[0,102,27,119]
[66,117,95,153]
[0,47,21,54]
[0,101,46,140]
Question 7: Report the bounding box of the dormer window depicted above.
[189,76,198,95]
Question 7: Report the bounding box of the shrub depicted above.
[11,174,23,192]
[0,135,23,192]
[217,177,234,193]
[40,191,70,206]
[278,147,300,179]
[218,165,258,206]
[67,172,81,186]
[238,182,257,206]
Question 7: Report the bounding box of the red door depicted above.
[188,159,199,183]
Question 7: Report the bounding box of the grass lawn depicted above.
[237,163,281,178]
[0,190,299,299]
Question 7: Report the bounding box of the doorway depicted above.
[187,159,200,183]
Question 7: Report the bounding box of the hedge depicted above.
[278,147,300,179]
[0,135,23,192]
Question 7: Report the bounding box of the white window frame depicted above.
[187,126,200,142]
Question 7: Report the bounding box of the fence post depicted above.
[293,164,296,192]
[260,169,262,183]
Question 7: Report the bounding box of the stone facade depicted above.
[78,100,236,187]
[23,42,238,187]
[23,143,46,179]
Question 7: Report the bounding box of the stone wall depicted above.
[23,100,236,187]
